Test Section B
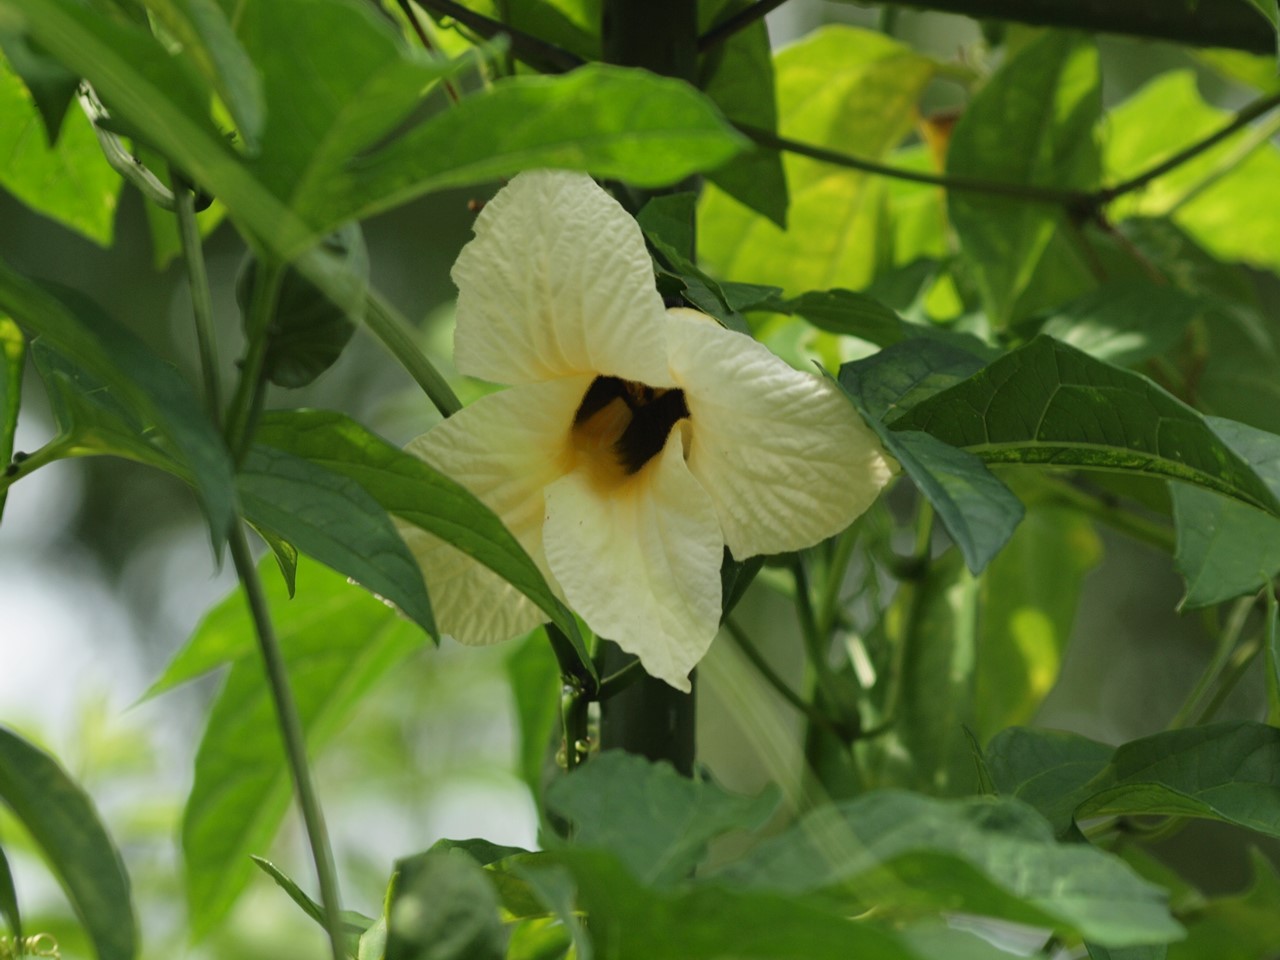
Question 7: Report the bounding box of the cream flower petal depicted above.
[401,376,593,645]
[452,171,673,388]
[667,308,896,558]
[542,424,723,693]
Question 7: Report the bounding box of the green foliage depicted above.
[0,844,17,940]
[0,727,137,960]
[386,850,505,960]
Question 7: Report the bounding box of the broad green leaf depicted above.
[722,791,1181,947]
[545,751,778,886]
[0,28,78,141]
[0,267,235,541]
[948,33,1101,326]
[182,558,421,935]
[238,444,435,638]
[1174,416,1280,607]
[0,54,119,245]
[510,861,591,960]
[237,225,368,389]
[1078,722,1280,836]
[974,503,1102,736]
[141,0,263,150]
[385,850,504,960]
[891,336,1280,518]
[1104,71,1280,275]
[250,856,371,945]
[0,315,23,522]
[0,842,18,940]
[0,726,137,960]
[699,1,787,226]
[773,289,907,346]
[1195,48,1280,91]
[253,409,592,675]
[523,850,937,960]
[986,727,1113,836]
[698,26,935,295]
[505,633,561,801]
[1242,0,1280,54]
[1034,282,1207,368]
[839,341,1022,573]
[1168,849,1280,960]
[427,838,530,867]
[1089,946,1167,960]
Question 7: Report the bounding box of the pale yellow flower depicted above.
[402,171,894,691]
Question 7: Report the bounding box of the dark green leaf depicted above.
[253,409,592,676]
[386,850,504,960]
[638,192,697,259]
[182,558,421,935]
[891,336,1280,518]
[0,316,23,522]
[1077,722,1280,836]
[237,224,367,388]
[947,33,1101,325]
[0,842,19,940]
[426,838,531,868]
[0,726,137,960]
[986,727,1113,836]
[838,338,987,423]
[0,28,78,142]
[509,862,590,960]
[1174,417,1280,607]
[722,791,1181,947]
[544,751,778,886]
[0,269,235,542]
[1168,849,1280,960]
[0,53,119,245]
[239,443,435,637]
[253,524,299,598]
[774,289,905,345]
[142,0,264,150]
[343,64,747,227]
[1034,282,1207,368]
[699,2,787,227]
[250,856,372,943]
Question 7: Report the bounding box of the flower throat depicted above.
[572,376,689,475]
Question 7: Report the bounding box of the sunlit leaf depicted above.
[947,32,1101,326]
[0,28,78,142]
[182,558,421,936]
[1033,282,1207,368]
[0,726,137,960]
[698,25,935,295]
[545,751,778,886]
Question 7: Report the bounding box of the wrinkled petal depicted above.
[401,376,592,645]
[452,171,672,388]
[542,424,722,692]
[667,308,896,558]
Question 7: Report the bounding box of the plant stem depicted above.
[816,526,859,640]
[1170,593,1255,728]
[697,0,788,52]
[415,0,582,72]
[1030,474,1176,553]
[596,657,644,700]
[228,524,346,960]
[1197,631,1266,725]
[224,259,283,463]
[395,0,462,102]
[363,289,462,419]
[173,179,222,422]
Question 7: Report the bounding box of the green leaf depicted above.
[427,838,530,867]
[986,727,1113,836]
[510,861,591,960]
[0,54,119,245]
[839,341,1023,574]
[1034,281,1207,368]
[773,289,907,346]
[0,268,235,542]
[722,791,1181,947]
[1173,417,1280,607]
[386,850,505,960]
[699,1,787,227]
[1168,849,1280,960]
[947,32,1101,326]
[545,751,778,886]
[238,444,435,638]
[250,856,372,944]
[522,850,937,960]
[0,28,78,142]
[698,25,936,295]
[0,842,19,940]
[1077,722,1280,837]
[0,315,23,521]
[891,336,1280,518]
[253,409,592,676]
[181,557,422,936]
[1088,946,1167,960]
[237,224,368,389]
[506,633,561,801]
[0,726,137,960]
[342,64,747,228]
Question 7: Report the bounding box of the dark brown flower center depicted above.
[573,376,690,476]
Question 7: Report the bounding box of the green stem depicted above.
[1031,475,1176,553]
[1170,593,1255,728]
[363,289,462,419]
[228,524,346,960]
[545,623,597,696]
[1265,586,1280,726]
[724,617,846,741]
[173,178,222,422]
[816,527,859,640]
[596,657,644,700]
[560,684,589,771]
[792,556,850,713]
[697,0,788,51]
[415,0,582,72]
[1165,111,1280,216]
[1197,631,1266,725]
[0,436,77,495]
[224,259,283,463]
